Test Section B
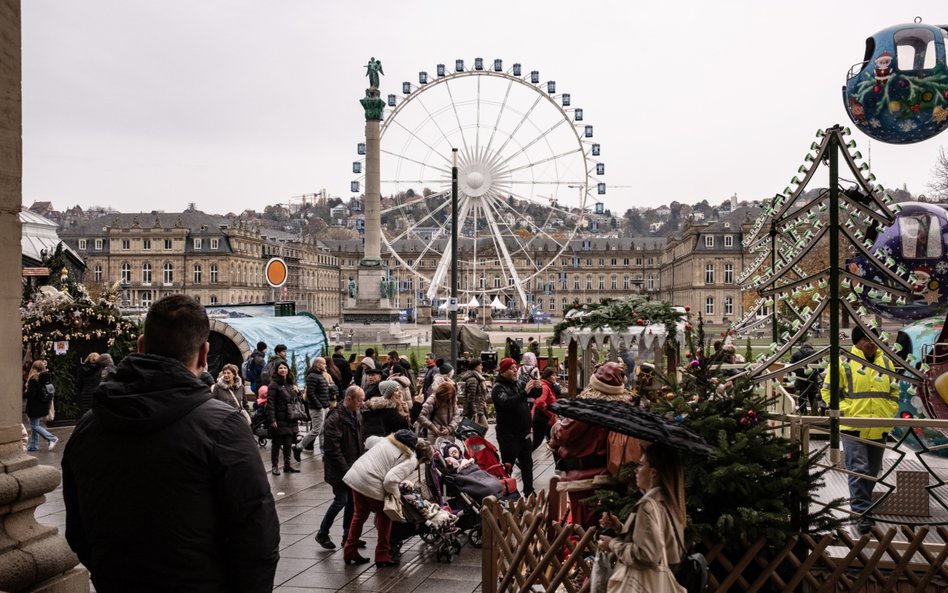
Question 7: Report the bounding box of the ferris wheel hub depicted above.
[460,163,493,197]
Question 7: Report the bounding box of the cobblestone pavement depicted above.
[34,424,558,593]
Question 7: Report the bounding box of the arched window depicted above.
[121,263,131,284]
[163,263,174,284]
[94,265,103,282]
[142,263,152,284]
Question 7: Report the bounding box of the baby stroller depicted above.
[463,435,519,497]
[250,406,269,447]
[393,482,464,563]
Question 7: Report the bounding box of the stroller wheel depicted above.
[451,537,462,555]
[257,437,268,447]
[421,529,438,544]
[437,546,453,563]
[468,526,483,548]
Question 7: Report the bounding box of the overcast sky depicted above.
[21,0,948,216]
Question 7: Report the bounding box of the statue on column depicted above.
[348,276,358,299]
[366,57,384,93]
[379,274,396,300]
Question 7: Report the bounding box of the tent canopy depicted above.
[214,315,327,386]
[431,325,492,362]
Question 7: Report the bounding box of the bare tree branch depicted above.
[927,146,948,200]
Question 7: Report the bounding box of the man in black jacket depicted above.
[315,385,365,550]
[491,357,534,496]
[62,295,280,593]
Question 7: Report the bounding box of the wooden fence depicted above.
[481,477,948,593]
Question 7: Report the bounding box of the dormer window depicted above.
[705,235,714,248]
[193,238,202,250]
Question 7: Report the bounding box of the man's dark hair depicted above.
[257,341,267,351]
[366,348,376,358]
[142,295,209,366]
[275,344,287,354]
[388,350,399,359]
[335,345,344,353]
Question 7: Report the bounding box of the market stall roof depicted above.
[490,297,505,310]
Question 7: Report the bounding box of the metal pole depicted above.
[770,222,778,345]
[451,148,459,369]
[828,129,841,465]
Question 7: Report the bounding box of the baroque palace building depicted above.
[55,206,759,324]
[59,210,340,318]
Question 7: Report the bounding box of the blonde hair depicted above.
[27,360,47,384]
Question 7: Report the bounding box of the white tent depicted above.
[490,296,505,310]
[467,296,480,307]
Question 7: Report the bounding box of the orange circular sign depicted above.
[265,258,288,288]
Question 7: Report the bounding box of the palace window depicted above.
[78,239,87,250]
[94,239,103,250]
[724,296,734,316]
[724,235,733,247]
[705,263,714,284]
[122,239,130,251]
[120,263,131,284]
[142,238,151,250]
[164,238,173,250]
[705,296,714,315]
[142,263,152,284]
[724,263,734,284]
[705,235,714,247]
[163,263,174,284]
[94,265,102,282]
[193,238,202,250]
[193,264,202,284]
[141,291,153,307]
[210,264,218,284]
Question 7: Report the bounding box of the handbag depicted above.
[288,394,307,421]
[230,391,252,425]
[45,400,56,423]
[383,493,404,522]
[662,505,709,593]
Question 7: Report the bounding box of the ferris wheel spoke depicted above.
[493,94,543,157]
[381,148,451,175]
[443,77,470,156]
[388,196,452,244]
[505,147,582,174]
[497,120,569,168]
[484,193,543,267]
[426,196,474,301]
[480,197,528,307]
[380,189,449,215]
[475,76,482,156]
[390,118,454,167]
[484,79,513,157]
[487,191,566,251]
[412,92,461,158]
[501,186,583,220]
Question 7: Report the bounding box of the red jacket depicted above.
[532,380,558,427]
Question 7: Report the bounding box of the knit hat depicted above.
[393,429,418,450]
[851,326,870,344]
[439,362,454,375]
[578,362,629,401]
[498,357,517,374]
[379,380,400,399]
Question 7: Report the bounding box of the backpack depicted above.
[258,358,278,386]
[243,352,263,383]
[43,381,56,402]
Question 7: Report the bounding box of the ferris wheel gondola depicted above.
[350,58,605,309]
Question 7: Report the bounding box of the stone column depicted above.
[0,2,89,591]
[362,117,381,263]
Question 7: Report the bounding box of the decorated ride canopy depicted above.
[843,21,948,144]
[554,296,686,354]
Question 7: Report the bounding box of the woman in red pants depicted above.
[342,429,432,567]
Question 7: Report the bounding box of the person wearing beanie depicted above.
[431,362,455,392]
[491,357,534,496]
[820,325,898,535]
[342,429,432,567]
[550,361,632,529]
[362,380,411,442]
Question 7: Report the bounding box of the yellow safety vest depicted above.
[820,345,899,440]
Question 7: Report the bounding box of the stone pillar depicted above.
[362,117,381,263]
[0,2,89,591]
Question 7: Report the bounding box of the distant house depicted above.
[330,204,349,219]
[655,206,671,219]
[649,221,664,233]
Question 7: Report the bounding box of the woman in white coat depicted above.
[342,429,433,567]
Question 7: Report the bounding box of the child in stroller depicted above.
[389,480,464,563]
[250,385,270,446]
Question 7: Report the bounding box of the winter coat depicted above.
[362,396,411,441]
[461,370,489,418]
[266,378,300,437]
[61,353,279,593]
[332,353,353,389]
[789,343,820,401]
[210,376,244,411]
[508,341,522,364]
[417,394,461,438]
[607,488,684,593]
[344,434,418,501]
[364,381,381,401]
[76,361,102,417]
[25,371,54,419]
[422,364,439,397]
[532,379,558,427]
[305,369,331,409]
[491,375,532,441]
[322,405,363,486]
[820,344,899,439]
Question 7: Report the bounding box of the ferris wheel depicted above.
[350,58,605,308]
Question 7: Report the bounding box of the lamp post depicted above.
[450,148,459,369]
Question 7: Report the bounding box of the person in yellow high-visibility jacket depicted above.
[820,326,900,534]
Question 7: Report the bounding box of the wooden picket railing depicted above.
[481,477,948,593]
